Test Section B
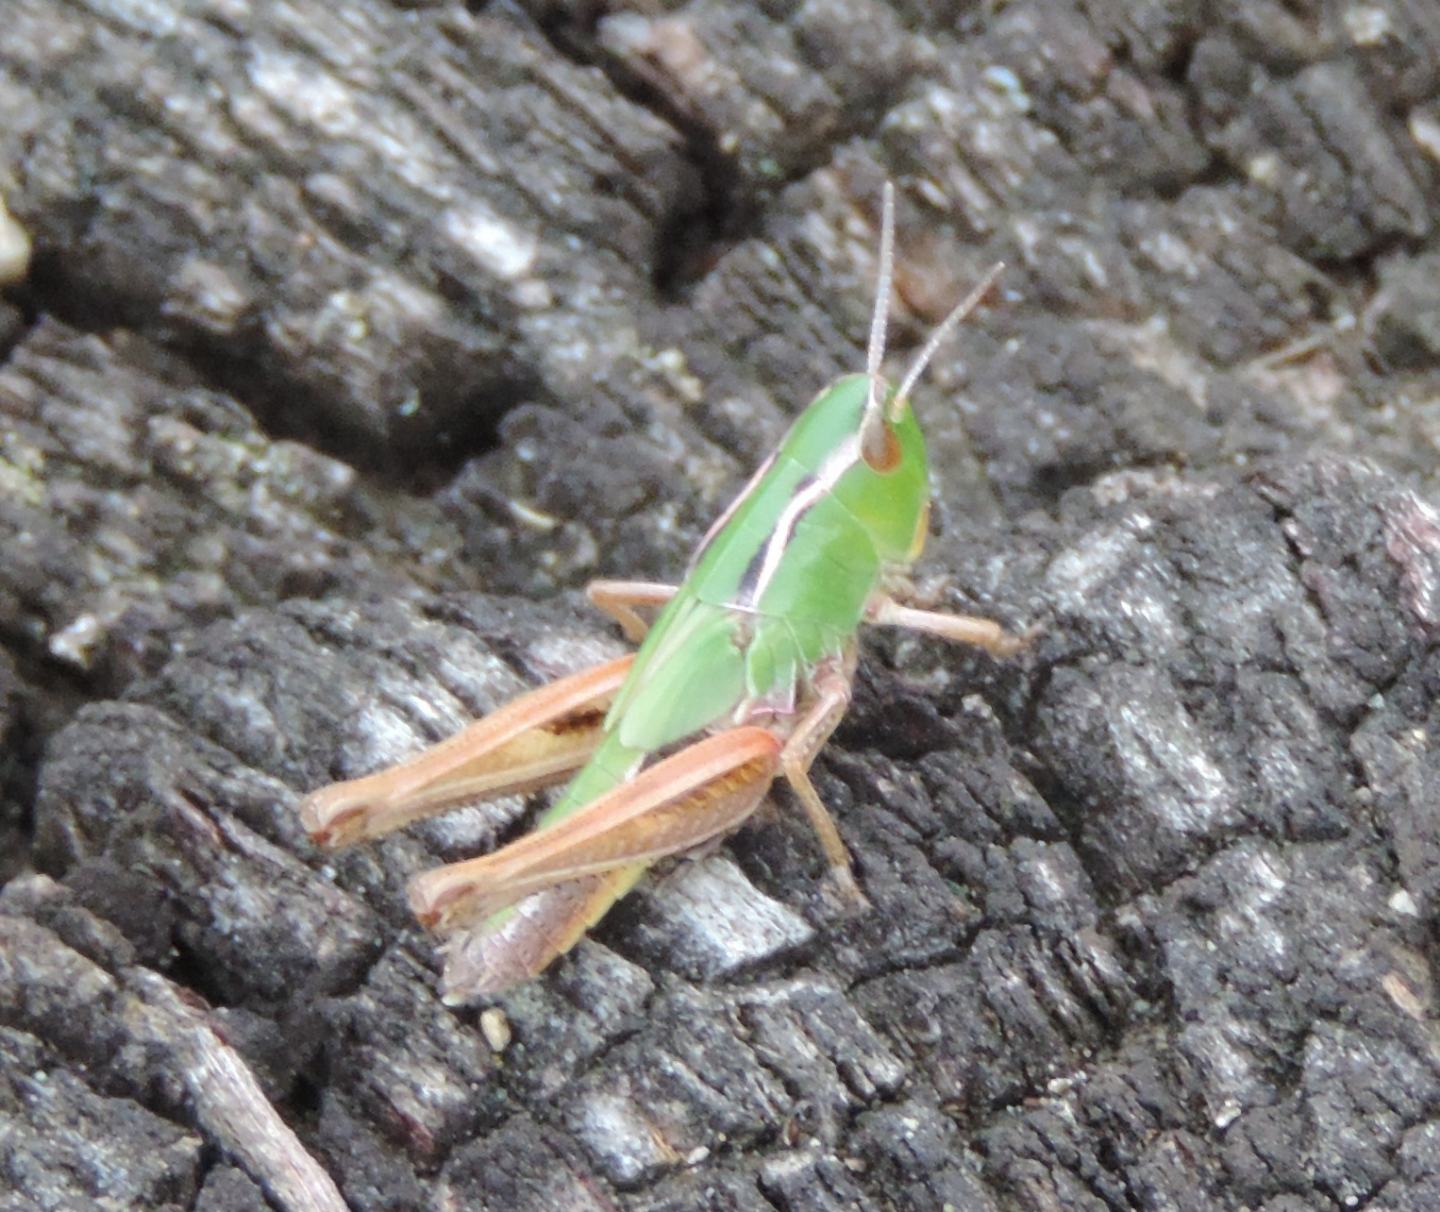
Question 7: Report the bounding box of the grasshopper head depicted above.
[848,183,1003,565]
[778,371,930,565]
[728,186,1002,573]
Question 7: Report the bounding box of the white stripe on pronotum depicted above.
[740,436,863,609]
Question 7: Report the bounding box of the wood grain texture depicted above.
[3,1,1440,1209]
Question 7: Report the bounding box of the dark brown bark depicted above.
[3,1,1440,1209]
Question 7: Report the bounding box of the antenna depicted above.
[890,261,1005,420]
[862,183,896,438]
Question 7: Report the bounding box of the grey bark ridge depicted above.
[4,0,1440,1210]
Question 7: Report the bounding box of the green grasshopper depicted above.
[299,185,1027,1002]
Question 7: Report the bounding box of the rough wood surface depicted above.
[3,1,1440,1209]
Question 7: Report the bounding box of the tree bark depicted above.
[3,1,1440,1209]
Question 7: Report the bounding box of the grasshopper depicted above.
[299,185,1027,1002]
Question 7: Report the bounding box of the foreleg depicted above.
[586,579,679,642]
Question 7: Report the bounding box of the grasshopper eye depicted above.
[860,418,902,473]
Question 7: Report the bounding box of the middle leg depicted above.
[866,593,1033,657]
[776,664,868,906]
